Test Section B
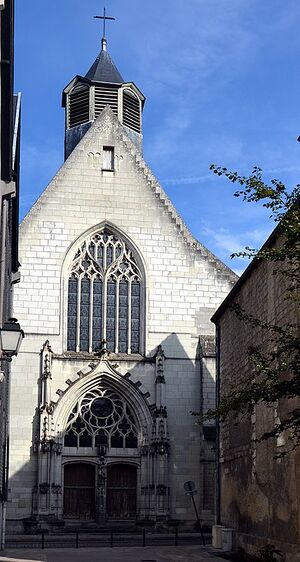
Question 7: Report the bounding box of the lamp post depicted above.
[0,318,24,362]
[0,318,24,550]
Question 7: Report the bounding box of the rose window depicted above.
[64,387,138,449]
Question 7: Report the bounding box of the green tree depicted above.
[199,165,300,454]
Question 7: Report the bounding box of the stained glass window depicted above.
[131,281,140,353]
[118,281,128,353]
[79,277,90,352]
[67,228,143,353]
[67,278,78,351]
[106,280,116,352]
[64,387,138,449]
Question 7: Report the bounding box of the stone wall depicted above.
[215,235,300,561]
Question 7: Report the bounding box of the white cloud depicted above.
[159,174,214,186]
[200,224,273,260]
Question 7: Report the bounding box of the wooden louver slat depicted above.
[94,86,118,118]
[122,90,140,133]
[68,85,90,128]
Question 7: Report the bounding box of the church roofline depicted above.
[93,107,237,282]
[20,105,237,284]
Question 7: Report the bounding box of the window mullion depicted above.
[103,243,107,272]
[127,279,132,354]
[89,277,94,353]
[115,277,120,353]
[102,273,107,343]
[76,277,82,352]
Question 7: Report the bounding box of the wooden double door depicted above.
[63,462,137,520]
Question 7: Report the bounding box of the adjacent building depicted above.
[212,228,300,560]
[0,0,21,547]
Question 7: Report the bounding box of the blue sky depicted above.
[15,1,300,274]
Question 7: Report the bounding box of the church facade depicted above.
[7,33,236,531]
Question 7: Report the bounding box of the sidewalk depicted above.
[0,545,224,562]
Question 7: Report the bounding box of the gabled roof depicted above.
[85,48,124,84]
[21,106,237,286]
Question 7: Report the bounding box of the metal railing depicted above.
[5,527,210,550]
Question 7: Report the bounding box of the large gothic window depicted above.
[64,387,138,449]
[67,228,143,354]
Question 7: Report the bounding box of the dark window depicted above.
[64,432,77,447]
[102,147,114,171]
[118,280,128,353]
[95,430,108,447]
[79,431,92,448]
[92,277,102,352]
[63,387,138,450]
[67,278,78,351]
[79,277,90,351]
[111,431,124,448]
[131,281,140,353]
[67,229,143,354]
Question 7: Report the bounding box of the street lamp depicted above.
[0,318,24,361]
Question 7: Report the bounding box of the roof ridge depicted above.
[112,115,236,279]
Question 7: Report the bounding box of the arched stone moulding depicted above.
[60,221,148,355]
[52,360,153,441]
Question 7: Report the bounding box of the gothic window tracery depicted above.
[67,228,143,354]
[64,387,138,449]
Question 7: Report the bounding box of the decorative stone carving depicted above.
[114,153,123,171]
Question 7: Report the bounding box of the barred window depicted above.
[64,387,138,449]
[67,228,143,354]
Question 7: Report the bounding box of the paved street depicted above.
[0,545,224,562]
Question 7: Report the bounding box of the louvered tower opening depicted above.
[94,85,119,118]
[122,89,141,133]
[68,84,90,128]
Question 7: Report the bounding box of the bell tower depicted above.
[62,9,145,159]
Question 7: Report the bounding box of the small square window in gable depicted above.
[102,146,114,171]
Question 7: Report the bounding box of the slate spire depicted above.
[62,9,145,159]
[85,39,124,84]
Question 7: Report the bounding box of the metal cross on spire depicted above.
[94,7,115,41]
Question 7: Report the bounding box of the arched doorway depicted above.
[63,463,96,520]
[106,464,137,519]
